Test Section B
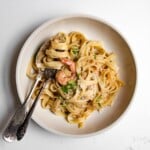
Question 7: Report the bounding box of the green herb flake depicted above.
[77,73,80,78]
[60,36,66,43]
[62,101,67,107]
[95,95,102,103]
[61,80,77,93]
[58,95,63,100]
[71,46,79,56]
[68,80,77,87]
[94,54,97,59]
[98,103,102,107]
[61,86,68,93]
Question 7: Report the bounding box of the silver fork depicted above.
[3,68,57,142]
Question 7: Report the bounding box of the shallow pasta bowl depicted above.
[16,14,137,137]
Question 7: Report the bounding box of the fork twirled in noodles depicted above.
[27,31,123,128]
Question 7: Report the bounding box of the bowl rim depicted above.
[16,14,138,138]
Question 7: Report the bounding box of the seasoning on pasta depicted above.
[27,32,124,128]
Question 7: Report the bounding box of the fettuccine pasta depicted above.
[27,32,123,128]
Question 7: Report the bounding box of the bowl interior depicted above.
[16,16,136,136]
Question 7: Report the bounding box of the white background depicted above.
[0,0,150,149]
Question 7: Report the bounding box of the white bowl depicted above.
[16,14,137,137]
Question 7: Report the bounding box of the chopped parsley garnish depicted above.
[71,46,79,56]
[94,54,97,59]
[61,80,77,93]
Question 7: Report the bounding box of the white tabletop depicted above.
[0,0,150,149]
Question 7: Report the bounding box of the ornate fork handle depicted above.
[3,74,43,142]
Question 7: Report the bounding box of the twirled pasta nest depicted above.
[27,31,123,128]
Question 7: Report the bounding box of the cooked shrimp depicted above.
[56,58,76,85]
[60,58,76,73]
[56,71,75,85]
